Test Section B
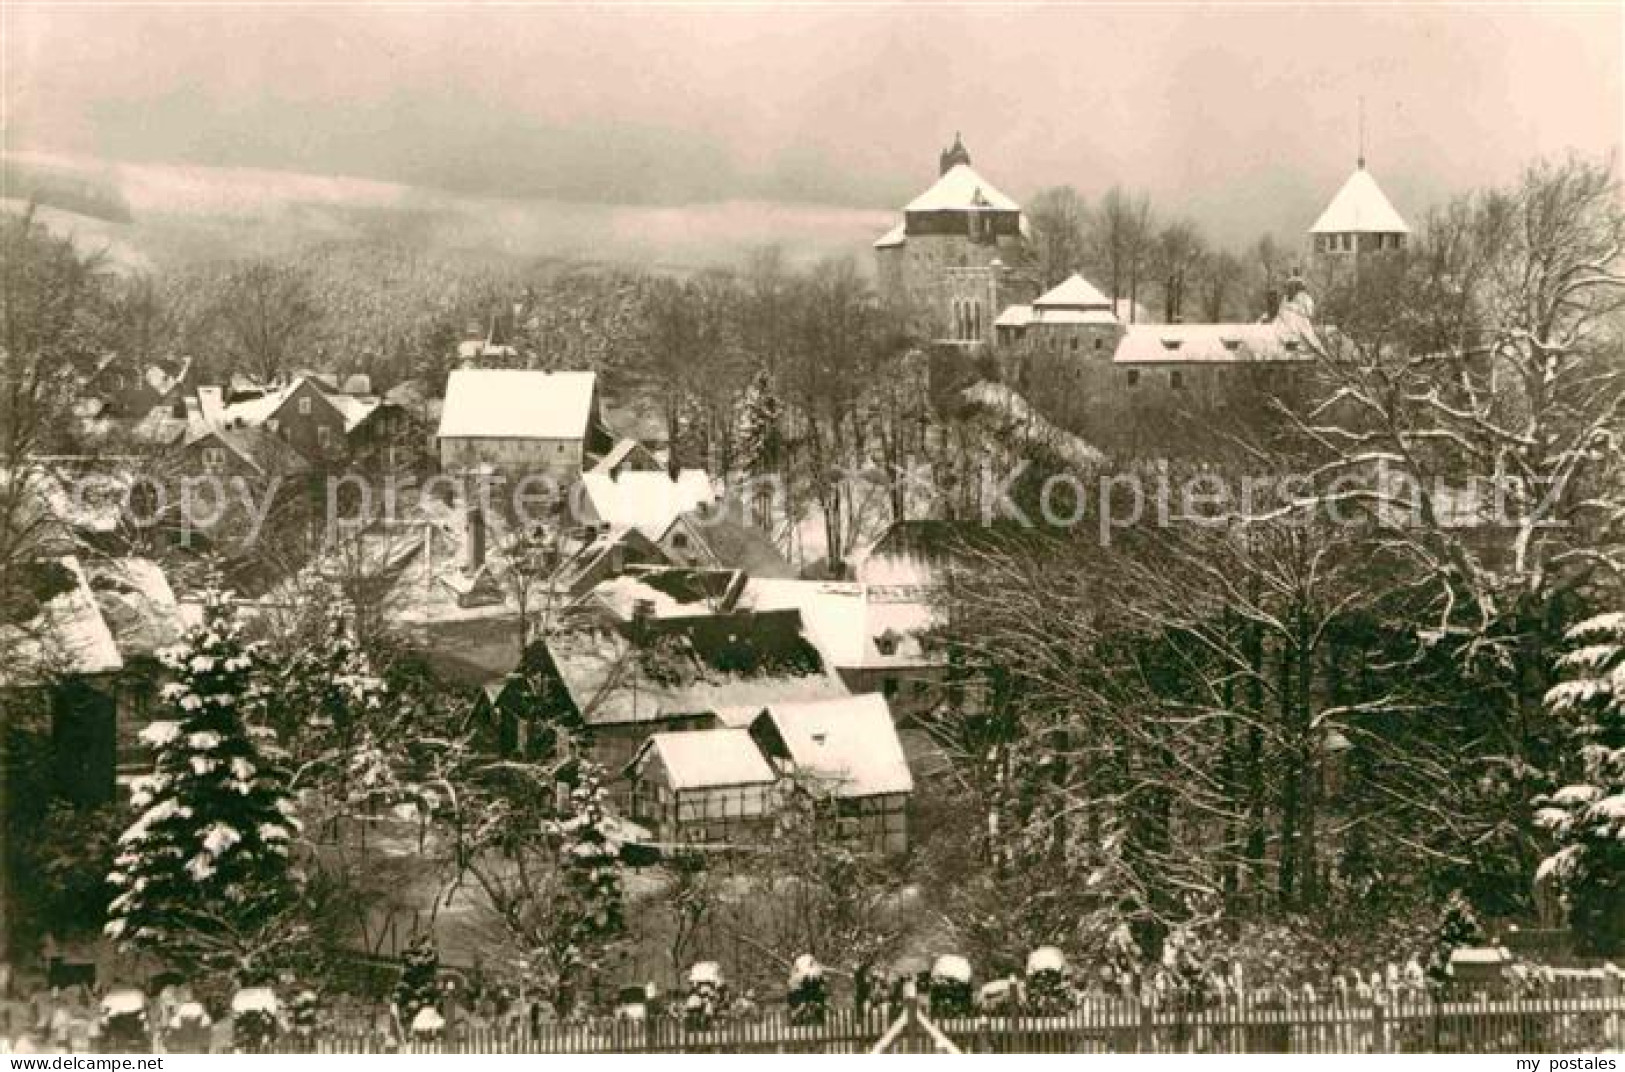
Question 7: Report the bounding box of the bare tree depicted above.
[213,262,321,384]
[1027,186,1090,290]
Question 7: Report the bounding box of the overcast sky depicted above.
[5,4,1620,246]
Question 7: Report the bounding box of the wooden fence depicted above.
[309,995,1625,1054]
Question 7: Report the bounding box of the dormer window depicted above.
[1284,340,1301,353]
[874,630,900,656]
[1221,338,1242,352]
[1161,338,1182,351]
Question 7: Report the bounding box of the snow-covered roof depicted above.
[932,954,972,983]
[873,223,906,250]
[994,305,1034,329]
[579,469,715,541]
[437,369,598,441]
[327,392,382,433]
[1034,274,1113,310]
[0,556,124,685]
[905,164,1020,214]
[86,557,185,660]
[758,693,914,798]
[1310,166,1411,235]
[689,962,723,986]
[740,579,943,670]
[1112,322,1311,365]
[639,728,776,791]
[543,614,849,727]
[410,1007,446,1033]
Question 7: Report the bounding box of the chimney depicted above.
[465,502,486,573]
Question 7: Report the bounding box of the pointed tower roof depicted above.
[905,164,1020,213]
[1310,165,1410,235]
[1033,273,1113,310]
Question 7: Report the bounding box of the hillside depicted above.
[1,150,892,273]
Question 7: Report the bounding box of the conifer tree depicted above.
[548,762,625,1012]
[393,931,441,1024]
[105,584,300,979]
[1425,889,1482,988]
[1536,612,1625,955]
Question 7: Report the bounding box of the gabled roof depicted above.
[905,164,1020,214]
[636,728,776,791]
[181,424,310,476]
[540,611,848,726]
[579,468,714,541]
[437,369,598,441]
[873,223,906,250]
[1034,274,1113,310]
[1310,166,1410,234]
[757,693,914,798]
[85,558,185,660]
[0,556,124,686]
[994,304,1034,329]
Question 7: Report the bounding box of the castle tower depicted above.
[1309,158,1410,286]
[873,135,1037,348]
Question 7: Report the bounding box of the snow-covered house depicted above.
[0,557,126,805]
[626,728,779,846]
[437,368,611,478]
[750,693,914,854]
[739,578,947,719]
[623,692,915,853]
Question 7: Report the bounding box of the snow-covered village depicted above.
[0,4,1622,1058]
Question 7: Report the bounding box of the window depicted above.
[671,532,690,551]
[202,447,226,472]
[1170,370,1185,390]
[1094,337,1104,351]
[1070,336,1080,353]
[316,425,333,448]
[882,677,899,698]
[298,396,313,415]
[1126,369,1141,387]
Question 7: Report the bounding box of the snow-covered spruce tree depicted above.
[105,584,301,980]
[271,598,390,829]
[548,762,626,1013]
[1536,612,1625,956]
[393,931,441,1025]
[1425,890,1482,989]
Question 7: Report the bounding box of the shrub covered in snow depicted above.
[787,954,827,1026]
[684,961,729,1030]
[98,989,150,1050]
[929,954,974,1017]
[230,987,280,1051]
[1024,946,1072,1013]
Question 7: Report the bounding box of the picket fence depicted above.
[308,995,1625,1054]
